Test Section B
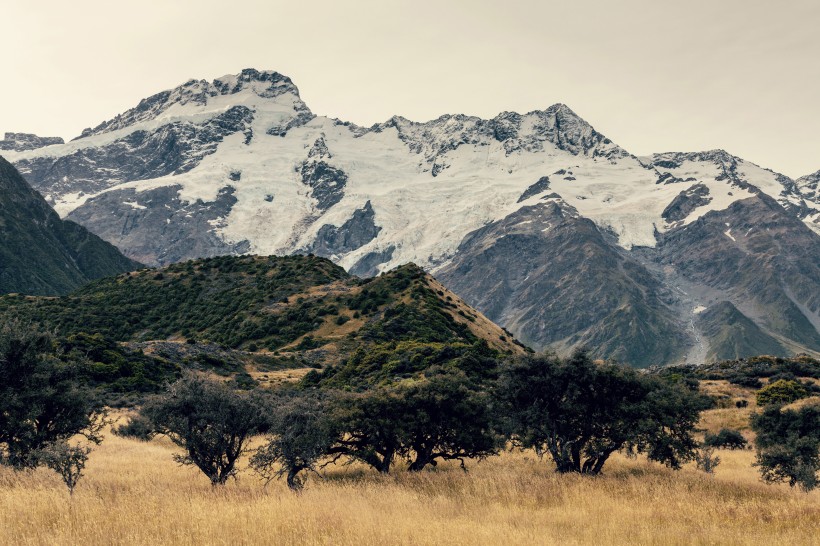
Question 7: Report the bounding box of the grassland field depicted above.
[1,380,819,546]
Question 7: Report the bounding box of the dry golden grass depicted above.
[2,410,819,546]
[249,367,314,388]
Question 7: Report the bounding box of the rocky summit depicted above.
[3,68,819,365]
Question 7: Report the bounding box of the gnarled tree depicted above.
[397,372,501,472]
[498,350,702,474]
[251,389,340,491]
[142,373,266,485]
[0,321,104,470]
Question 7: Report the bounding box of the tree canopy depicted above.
[142,374,267,485]
[0,321,104,469]
[751,402,820,492]
[497,350,703,474]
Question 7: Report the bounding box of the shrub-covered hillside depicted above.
[0,255,526,390]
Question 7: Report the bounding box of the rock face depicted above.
[436,199,689,367]
[656,193,820,353]
[65,185,250,265]
[5,68,820,364]
[307,201,381,259]
[695,301,785,362]
[0,156,139,295]
[0,132,64,151]
[662,184,712,224]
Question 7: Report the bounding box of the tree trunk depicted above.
[286,467,304,491]
[408,450,432,472]
[377,450,394,474]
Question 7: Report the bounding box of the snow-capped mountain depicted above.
[4,68,819,365]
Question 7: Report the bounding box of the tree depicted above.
[694,446,721,474]
[396,373,501,472]
[39,442,91,496]
[252,372,502,489]
[250,389,339,491]
[141,374,266,485]
[751,402,820,492]
[328,388,407,474]
[497,350,702,474]
[0,321,104,470]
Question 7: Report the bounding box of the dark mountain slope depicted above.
[0,156,140,295]
[658,194,820,354]
[437,200,689,367]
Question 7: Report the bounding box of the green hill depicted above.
[0,254,526,392]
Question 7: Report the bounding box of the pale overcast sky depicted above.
[2,0,818,177]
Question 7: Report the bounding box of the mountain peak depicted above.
[361,102,625,164]
[211,68,300,98]
[76,68,303,140]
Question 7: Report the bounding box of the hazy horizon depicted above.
[3,0,819,178]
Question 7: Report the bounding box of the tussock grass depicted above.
[2,419,819,546]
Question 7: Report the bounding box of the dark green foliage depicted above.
[0,254,350,350]
[657,355,820,385]
[335,315,350,326]
[703,428,748,450]
[0,258,514,380]
[729,376,763,389]
[498,350,702,474]
[0,322,105,469]
[229,371,259,390]
[112,414,156,441]
[327,388,407,474]
[0,257,522,404]
[313,340,500,390]
[751,403,820,491]
[140,374,267,485]
[396,372,501,472]
[756,379,811,406]
[250,389,340,490]
[323,373,499,474]
[257,369,500,488]
[59,332,179,398]
[355,266,478,345]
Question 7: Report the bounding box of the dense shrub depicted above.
[727,375,763,389]
[756,379,810,406]
[703,428,748,450]
[112,414,155,441]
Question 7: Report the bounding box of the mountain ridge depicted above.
[4,68,818,365]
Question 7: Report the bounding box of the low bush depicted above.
[112,414,155,441]
[703,428,748,450]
